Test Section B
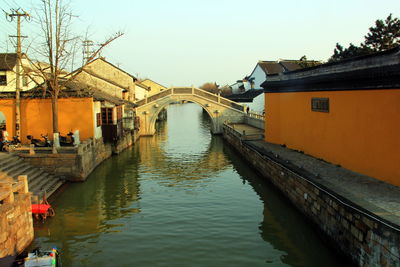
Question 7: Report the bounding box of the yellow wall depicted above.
[265,89,400,186]
[0,97,94,143]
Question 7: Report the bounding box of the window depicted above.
[96,113,102,127]
[117,106,123,120]
[311,98,329,113]
[0,71,6,85]
[101,108,113,125]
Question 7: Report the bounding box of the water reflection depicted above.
[137,104,230,187]
[29,103,346,266]
[224,142,346,266]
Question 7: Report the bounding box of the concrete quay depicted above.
[223,123,400,267]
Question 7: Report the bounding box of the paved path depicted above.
[246,140,400,227]
[229,123,264,135]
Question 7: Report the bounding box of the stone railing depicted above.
[0,176,29,203]
[247,111,265,120]
[135,87,246,112]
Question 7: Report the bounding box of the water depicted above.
[31,103,345,266]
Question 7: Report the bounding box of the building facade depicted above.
[261,47,400,186]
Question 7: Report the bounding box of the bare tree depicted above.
[26,0,123,140]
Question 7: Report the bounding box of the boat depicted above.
[23,248,59,267]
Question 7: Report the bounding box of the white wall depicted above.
[248,65,267,90]
[246,93,264,113]
[93,101,103,139]
[0,58,42,92]
[231,81,251,94]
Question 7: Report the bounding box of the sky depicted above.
[1,0,399,87]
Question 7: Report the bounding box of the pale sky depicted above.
[1,0,399,87]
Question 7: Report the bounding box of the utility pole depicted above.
[82,40,94,64]
[6,8,30,139]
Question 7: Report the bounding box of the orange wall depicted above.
[0,98,15,137]
[0,97,94,143]
[265,89,400,186]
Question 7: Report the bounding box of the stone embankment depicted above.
[16,132,137,182]
[0,153,63,199]
[223,123,400,267]
[0,175,33,259]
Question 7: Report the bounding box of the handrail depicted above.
[134,87,246,112]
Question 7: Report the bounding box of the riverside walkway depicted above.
[228,123,400,226]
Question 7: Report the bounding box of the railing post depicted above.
[218,92,220,103]
[3,184,14,204]
[18,175,29,194]
[191,85,194,95]
[145,95,148,104]
[29,144,35,155]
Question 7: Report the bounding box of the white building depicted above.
[228,60,314,112]
[0,53,44,92]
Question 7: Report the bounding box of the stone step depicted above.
[2,158,27,174]
[41,178,65,198]
[1,158,24,173]
[0,152,65,199]
[8,164,34,178]
[0,155,21,171]
[30,175,61,197]
[28,172,50,190]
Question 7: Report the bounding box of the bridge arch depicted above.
[135,87,246,136]
[146,98,217,136]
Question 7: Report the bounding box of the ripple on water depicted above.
[30,103,347,267]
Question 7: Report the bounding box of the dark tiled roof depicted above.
[0,53,17,70]
[226,89,264,102]
[262,63,400,93]
[258,61,285,75]
[279,61,302,71]
[0,79,136,107]
[257,60,319,75]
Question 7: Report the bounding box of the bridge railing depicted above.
[147,88,172,103]
[135,87,246,112]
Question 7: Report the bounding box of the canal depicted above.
[31,103,346,266]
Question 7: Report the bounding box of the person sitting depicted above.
[2,126,9,142]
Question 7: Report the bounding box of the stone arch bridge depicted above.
[135,87,246,136]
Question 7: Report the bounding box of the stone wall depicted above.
[112,131,134,154]
[0,176,33,258]
[19,138,112,182]
[223,125,400,267]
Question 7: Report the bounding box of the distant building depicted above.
[261,47,400,186]
[74,57,137,101]
[134,82,150,101]
[0,53,44,92]
[228,59,319,112]
[141,79,167,96]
